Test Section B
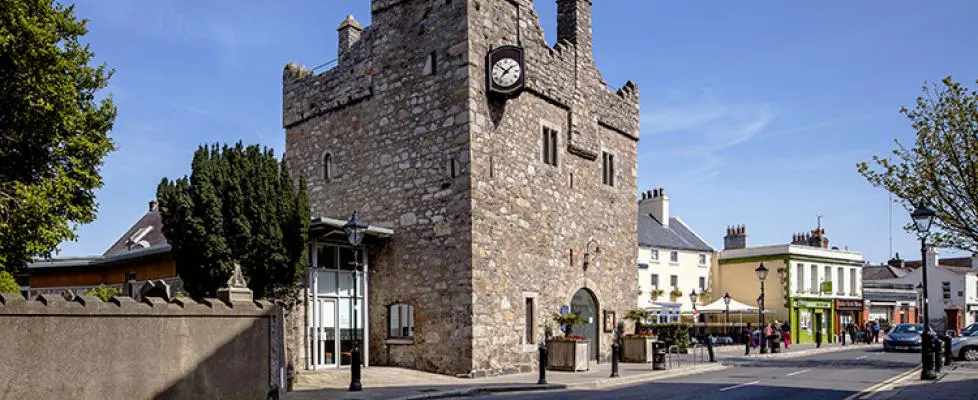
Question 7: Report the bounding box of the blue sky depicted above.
[60,0,978,263]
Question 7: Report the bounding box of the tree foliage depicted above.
[83,284,120,302]
[0,0,116,271]
[157,142,309,301]
[0,271,20,295]
[858,77,978,251]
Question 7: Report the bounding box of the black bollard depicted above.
[942,335,953,367]
[921,330,937,380]
[349,346,362,391]
[933,335,943,374]
[707,335,716,362]
[286,361,295,392]
[610,343,620,378]
[537,343,548,385]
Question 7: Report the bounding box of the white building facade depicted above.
[636,189,715,322]
[881,250,978,332]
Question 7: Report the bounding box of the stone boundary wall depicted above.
[0,293,285,400]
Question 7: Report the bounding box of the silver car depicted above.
[950,329,978,361]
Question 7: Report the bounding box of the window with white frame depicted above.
[810,265,818,293]
[837,267,845,294]
[698,277,706,291]
[670,251,679,263]
[670,275,678,289]
[698,254,707,265]
[389,303,414,338]
[650,249,659,261]
[796,264,804,293]
[850,268,857,295]
[824,266,832,292]
[651,274,659,289]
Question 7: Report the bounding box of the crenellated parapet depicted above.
[0,292,278,316]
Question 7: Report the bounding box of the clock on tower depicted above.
[486,45,525,97]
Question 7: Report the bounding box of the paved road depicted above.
[467,347,921,399]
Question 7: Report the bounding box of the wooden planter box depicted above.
[621,336,656,363]
[547,339,589,371]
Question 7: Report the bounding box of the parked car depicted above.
[882,324,924,352]
[961,323,978,337]
[950,329,978,361]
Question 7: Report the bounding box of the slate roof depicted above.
[637,214,713,252]
[103,204,168,256]
[862,265,910,281]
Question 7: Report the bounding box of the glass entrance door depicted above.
[312,297,338,368]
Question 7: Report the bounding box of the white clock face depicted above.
[491,58,521,88]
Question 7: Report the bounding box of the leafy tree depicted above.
[0,0,116,271]
[84,284,120,302]
[858,77,978,251]
[0,271,20,295]
[157,142,309,301]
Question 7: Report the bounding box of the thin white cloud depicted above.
[639,94,776,184]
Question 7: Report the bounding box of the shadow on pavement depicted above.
[474,381,860,400]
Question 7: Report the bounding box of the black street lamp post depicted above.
[343,211,368,392]
[723,292,732,337]
[756,263,769,354]
[911,205,938,380]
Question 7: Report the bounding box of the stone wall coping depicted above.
[0,293,278,317]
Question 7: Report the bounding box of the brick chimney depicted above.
[926,247,939,270]
[639,188,669,226]
[724,225,748,250]
[148,200,159,212]
[337,15,363,60]
[556,0,593,60]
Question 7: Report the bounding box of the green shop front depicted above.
[791,298,834,344]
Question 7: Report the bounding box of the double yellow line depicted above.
[844,366,922,400]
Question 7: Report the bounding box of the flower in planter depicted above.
[650,288,665,300]
[669,288,683,298]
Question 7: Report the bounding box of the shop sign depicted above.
[795,299,832,309]
[836,299,863,310]
[820,281,833,294]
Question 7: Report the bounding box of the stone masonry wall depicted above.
[0,293,284,400]
[466,0,640,375]
[284,0,639,377]
[284,0,475,375]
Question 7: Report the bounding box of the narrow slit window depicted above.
[601,151,615,186]
[542,126,558,167]
[323,153,332,181]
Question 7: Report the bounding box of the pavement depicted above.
[868,361,978,400]
[284,342,882,400]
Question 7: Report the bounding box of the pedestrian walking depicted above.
[815,325,822,348]
[745,323,753,356]
[872,321,881,343]
[784,325,791,350]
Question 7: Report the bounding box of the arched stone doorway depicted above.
[571,288,599,361]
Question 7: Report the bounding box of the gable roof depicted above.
[638,214,713,252]
[103,202,168,256]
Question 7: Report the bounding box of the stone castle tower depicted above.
[284,0,640,376]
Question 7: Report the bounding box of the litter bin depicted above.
[652,340,667,370]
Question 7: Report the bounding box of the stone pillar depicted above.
[556,0,593,59]
[337,15,363,60]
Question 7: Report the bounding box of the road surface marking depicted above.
[856,355,868,360]
[786,369,811,376]
[718,381,759,392]
[843,367,921,400]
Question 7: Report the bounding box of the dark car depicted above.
[883,324,924,352]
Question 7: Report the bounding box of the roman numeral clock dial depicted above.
[486,45,525,97]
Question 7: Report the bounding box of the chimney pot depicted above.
[149,200,158,212]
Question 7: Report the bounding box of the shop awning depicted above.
[692,297,771,314]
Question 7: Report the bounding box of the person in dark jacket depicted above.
[745,323,753,356]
